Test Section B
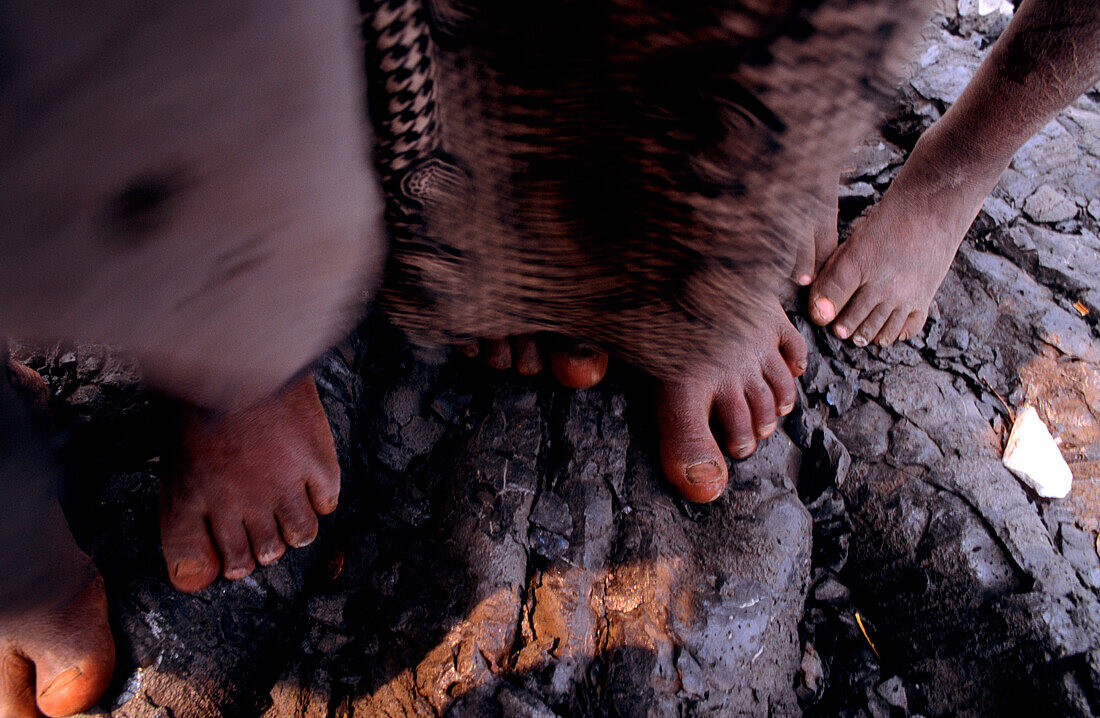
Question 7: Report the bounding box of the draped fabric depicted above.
[362,0,931,379]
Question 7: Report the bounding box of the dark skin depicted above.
[5,1,1099,715]
[808,0,1100,346]
[160,375,340,593]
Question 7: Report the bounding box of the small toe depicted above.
[512,336,543,376]
[832,286,880,341]
[657,382,728,503]
[275,498,320,549]
[852,303,892,347]
[306,469,341,517]
[777,318,808,377]
[792,234,815,286]
[900,310,928,343]
[455,340,479,358]
[245,516,286,566]
[743,378,777,439]
[210,517,254,581]
[482,339,512,370]
[813,211,839,275]
[874,309,908,346]
[549,341,609,390]
[762,354,797,417]
[713,388,756,459]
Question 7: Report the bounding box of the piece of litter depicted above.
[1073,301,1089,316]
[1002,406,1072,499]
[855,611,881,661]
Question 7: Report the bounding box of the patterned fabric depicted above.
[360,0,931,378]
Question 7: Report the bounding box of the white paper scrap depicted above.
[1002,406,1072,499]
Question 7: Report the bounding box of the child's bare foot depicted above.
[457,334,609,390]
[656,301,807,503]
[807,123,986,346]
[809,0,1100,346]
[159,375,340,592]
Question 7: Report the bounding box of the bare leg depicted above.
[809,0,1100,345]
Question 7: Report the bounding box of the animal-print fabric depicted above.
[361,0,931,379]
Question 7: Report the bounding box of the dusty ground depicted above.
[12,4,1100,717]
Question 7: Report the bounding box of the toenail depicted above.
[798,274,812,286]
[834,325,849,339]
[758,422,776,438]
[814,297,835,322]
[258,549,283,564]
[224,566,250,580]
[853,335,867,347]
[733,442,755,458]
[174,558,209,580]
[685,461,722,485]
[795,358,808,372]
[779,402,794,416]
[40,667,82,698]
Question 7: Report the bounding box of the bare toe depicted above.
[713,390,756,459]
[900,310,928,342]
[875,309,908,346]
[162,375,339,585]
[481,339,512,370]
[657,382,728,503]
[851,303,892,347]
[831,285,880,341]
[744,378,778,439]
[211,516,254,581]
[158,499,220,592]
[763,354,797,417]
[549,341,609,390]
[777,318,808,379]
[512,335,543,376]
[245,515,286,566]
[275,497,320,549]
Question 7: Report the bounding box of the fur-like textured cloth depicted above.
[362,0,931,379]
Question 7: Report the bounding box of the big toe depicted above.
[809,249,864,326]
[159,499,221,592]
[657,382,728,503]
[33,581,115,717]
[37,660,113,718]
[549,342,609,390]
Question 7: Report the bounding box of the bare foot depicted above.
[805,0,1100,347]
[807,125,985,346]
[457,334,609,390]
[1,363,114,718]
[159,374,340,592]
[657,300,807,503]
